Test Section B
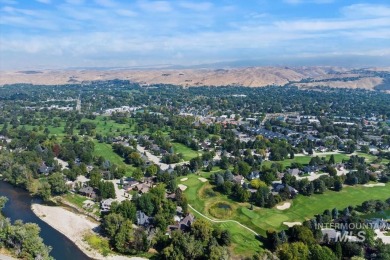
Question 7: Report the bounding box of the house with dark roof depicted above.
[39,163,54,175]
[272,183,298,196]
[123,180,140,191]
[303,165,320,175]
[79,186,97,199]
[167,213,195,234]
[137,211,151,227]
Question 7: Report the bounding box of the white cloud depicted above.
[36,0,51,4]
[341,4,390,18]
[137,0,172,12]
[178,2,213,12]
[1,0,390,69]
[94,0,117,8]
[115,9,137,17]
[275,17,390,31]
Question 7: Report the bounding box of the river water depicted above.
[0,181,90,260]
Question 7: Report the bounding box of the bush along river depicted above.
[0,181,90,260]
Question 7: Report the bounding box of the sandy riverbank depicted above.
[31,203,147,260]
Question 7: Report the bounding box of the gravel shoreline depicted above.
[31,203,147,260]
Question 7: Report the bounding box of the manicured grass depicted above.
[63,193,88,208]
[172,142,200,161]
[183,173,390,255]
[262,152,369,169]
[82,116,135,136]
[93,140,135,176]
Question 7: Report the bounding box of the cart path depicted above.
[188,204,259,236]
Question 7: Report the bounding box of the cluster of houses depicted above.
[103,106,142,116]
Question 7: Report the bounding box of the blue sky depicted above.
[0,0,389,69]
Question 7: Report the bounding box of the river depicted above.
[0,181,90,260]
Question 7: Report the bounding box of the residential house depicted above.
[303,166,319,175]
[248,171,260,180]
[134,182,152,194]
[167,213,195,234]
[287,168,300,177]
[272,183,298,196]
[79,186,97,199]
[101,198,115,211]
[233,175,245,185]
[39,163,54,175]
[136,211,151,227]
[123,180,140,191]
[366,219,389,231]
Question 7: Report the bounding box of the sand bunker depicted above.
[198,177,208,182]
[276,202,291,210]
[364,183,385,187]
[180,178,188,182]
[283,222,302,227]
[178,184,187,191]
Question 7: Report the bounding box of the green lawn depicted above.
[172,142,201,161]
[82,116,134,136]
[63,193,88,208]
[182,173,390,256]
[93,140,135,176]
[262,153,350,169]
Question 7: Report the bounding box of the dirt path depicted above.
[188,205,259,236]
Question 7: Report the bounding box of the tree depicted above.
[48,172,68,195]
[191,219,213,244]
[266,230,281,250]
[114,219,134,253]
[309,244,337,260]
[89,170,102,188]
[103,213,124,238]
[328,154,335,165]
[115,200,137,222]
[135,193,155,216]
[277,242,309,260]
[146,164,158,176]
[4,221,52,260]
[332,208,339,220]
[335,242,342,259]
[37,181,52,201]
[98,181,116,199]
[250,179,267,189]
[334,177,343,191]
[0,196,8,210]
[289,225,316,245]
[216,174,224,186]
[132,168,143,181]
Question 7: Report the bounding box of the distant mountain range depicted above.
[1,66,389,91]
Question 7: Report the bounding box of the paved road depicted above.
[188,204,259,236]
[136,145,186,170]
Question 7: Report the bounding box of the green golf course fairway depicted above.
[182,173,390,256]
